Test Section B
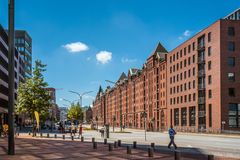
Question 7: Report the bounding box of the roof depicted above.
[117,72,127,83]
[148,42,168,59]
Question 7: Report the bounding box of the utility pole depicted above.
[8,0,15,155]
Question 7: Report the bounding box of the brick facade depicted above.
[92,18,240,133]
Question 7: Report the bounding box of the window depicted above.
[228,73,235,82]
[193,93,196,101]
[208,32,211,42]
[180,84,183,92]
[184,47,186,55]
[189,106,196,126]
[208,90,212,98]
[184,59,187,67]
[180,61,182,69]
[208,61,212,70]
[173,65,175,72]
[170,67,172,73]
[177,63,179,70]
[184,71,186,79]
[188,69,191,77]
[184,83,187,90]
[228,57,235,67]
[193,80,195,89]
[192,42,195,51]
[174,108,179,126]
[229,88,235,97]
[188,81,191,89]
[181,108,187,126]
[188,45,191,53]
[192,55,195,63]
[208,75,212,84]
[228,42,235,51]
[189,94,191,102]
[184,95,187,102]
[170,56,172,63]
[208,47,211,56]
[173,54,175,61]
[180,50,182,57]
[180,73,182,80]
[188,57,191,65]
[228,103,240,128]
[177,52,179,60]
[170,77,172,84]
[193,67,195,76]
[209,104,212,127]
[228,27,235,36]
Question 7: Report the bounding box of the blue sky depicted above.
[0,0,239,107]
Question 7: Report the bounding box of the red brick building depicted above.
[92,10,240,133]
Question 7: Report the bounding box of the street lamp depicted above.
[69,90,94,107]
[8,0,15,155]
[59,98,74,105]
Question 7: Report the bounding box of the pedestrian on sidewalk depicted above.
[168,125,177,150]
[78,123,83,138]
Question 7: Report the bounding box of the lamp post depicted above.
[69,90,94,107]
[8,0,15,155]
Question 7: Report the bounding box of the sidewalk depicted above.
[0,135,238,160]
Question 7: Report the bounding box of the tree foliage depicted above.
[16,60,51,118]
[67,102,83,121]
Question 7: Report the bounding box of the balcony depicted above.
[197,45,205,51]
[198,97,205,104]
[198,83,205,90]
[198,56,205,64]
[198,111,206,117]
[198,70,205,77]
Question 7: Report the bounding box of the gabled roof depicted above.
[148,42,168,59]
[128,68,140,76]
[117,72,127,83]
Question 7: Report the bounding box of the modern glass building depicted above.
[15,30,32,78]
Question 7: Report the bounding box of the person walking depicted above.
[168,125,177,149]
[71,122,75,136]
[78,123,83,138]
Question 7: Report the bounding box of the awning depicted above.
[0,107,8,113]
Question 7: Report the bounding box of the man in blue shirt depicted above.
[168,125,177,149]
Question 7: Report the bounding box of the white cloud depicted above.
[183,30,191,37]
[121,57,137,63]
[178,30,192,40]
[62,42,89,53]
[96,51,112,64]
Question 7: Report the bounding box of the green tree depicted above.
[67,102,83,121]
[16,60,51,132]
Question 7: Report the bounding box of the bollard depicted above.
[174,150,181,160]
[108,144,113,151]
[127,146,132,154]
[133,141,137,149]
[104,138,107,144]
[62,135,65,140]
[118,140,121,147]
[81,136,84,142]
[114,141,118,148]
[28,132,31,135]
[40,132,43,137]
[92,137,95,143]
[208,155,214,160]
[54,134,57,138]
[151,143,155,149]
[93,142,97,149]
[72,136,74,141]
[34,132,37,137]
[148,147,154,157]
[17,132,19,136]
[47,133,49,138]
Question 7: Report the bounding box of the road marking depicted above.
[187,145,193,148]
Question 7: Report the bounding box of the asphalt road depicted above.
[80,128,240,159]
